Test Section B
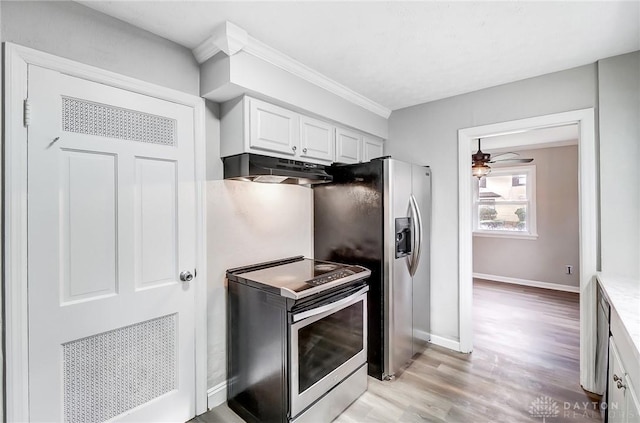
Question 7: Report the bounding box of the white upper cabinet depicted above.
[362,135,385,162]
[335,127,362,164]
[300,116,334,164]
[220,95,384,166]
[249,97,299,156]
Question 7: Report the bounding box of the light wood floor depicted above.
[194,279,601,422]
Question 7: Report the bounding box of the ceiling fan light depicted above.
[472,162,491,179]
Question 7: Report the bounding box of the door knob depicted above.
[180,271,194,282]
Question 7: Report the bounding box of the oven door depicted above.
[289,286,368,418]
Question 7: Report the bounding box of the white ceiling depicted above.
[78,1,639,111]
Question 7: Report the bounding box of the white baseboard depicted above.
[414,329,431,342]
[473,272,580,293]
[207,380,227,410]
[415,329,462,352]
[429,334,462,352]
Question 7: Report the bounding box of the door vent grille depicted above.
[62,314,177,422]
[62,96,176,146]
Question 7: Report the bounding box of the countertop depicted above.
[597,273,640,358]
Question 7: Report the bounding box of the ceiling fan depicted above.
[471,138,533,179]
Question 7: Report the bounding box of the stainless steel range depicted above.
[226,256,371,423]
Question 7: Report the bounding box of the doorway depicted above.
[472,127,580,292]
[457,109,598,393]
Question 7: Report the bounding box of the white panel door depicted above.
[335,127,362,164]
[248,97,299,156]
[299,115,334,164]
[27,65,197,422]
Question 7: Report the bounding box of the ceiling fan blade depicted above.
[491,152,520,160]
[488,158,534,164]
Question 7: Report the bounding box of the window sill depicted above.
[473,231,538,240]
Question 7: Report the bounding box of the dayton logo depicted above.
[529,396,560,422]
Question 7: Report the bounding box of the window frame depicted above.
[473,164,537,240]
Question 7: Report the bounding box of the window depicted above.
[473,165,537,239]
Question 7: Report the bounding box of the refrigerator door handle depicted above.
[409,194,423,277]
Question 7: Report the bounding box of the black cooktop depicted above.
[227,256,371,299]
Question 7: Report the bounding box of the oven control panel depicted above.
[305,270,354,286]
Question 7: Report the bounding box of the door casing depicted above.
[457,109,598,393]
[3,42,208,422]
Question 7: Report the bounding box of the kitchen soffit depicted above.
[78,1,640,111]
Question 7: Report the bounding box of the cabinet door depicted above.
[335,127,362,164]
[608,337,627,423]
[249,98,299,156]
[300,116,334,164]
[626,379,640,423]
[362,136,384,162]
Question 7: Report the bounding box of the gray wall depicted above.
[1,1,199,95]
[387,64,597,343]
[598,52,640,279]
[473,145,580,288]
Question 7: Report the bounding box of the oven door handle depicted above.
[292,286,369,323]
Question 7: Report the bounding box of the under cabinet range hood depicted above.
[223,153,332,185]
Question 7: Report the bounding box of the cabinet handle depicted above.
[616,380,627,390]
[302,148,308,153]
[292,146,297,152]
[613,374,621,382]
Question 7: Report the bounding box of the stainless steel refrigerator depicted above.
[313,157,431,380]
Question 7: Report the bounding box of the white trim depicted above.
[4,42,30,423]
[414,329,431,342]
[429,335,462,352]
[192,21,248,62]
[473,231,538,240]
[207,381,228,410]
[458,108,598,392]
[3,42,208,420]
[473,273,581,294]
[415,329,463,353]
[193,95,208,415]
[192,22,391,119]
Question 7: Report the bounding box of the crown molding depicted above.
[192,22,391,119]
[192,21,248,63]
[242,36,391,118]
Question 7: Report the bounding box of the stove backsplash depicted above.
[206,180,313,392]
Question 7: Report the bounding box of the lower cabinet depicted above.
[608,336,640,423]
